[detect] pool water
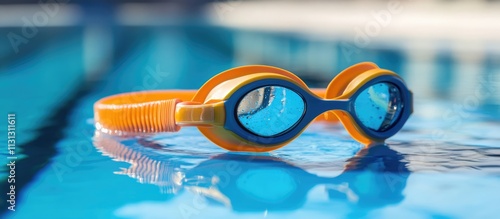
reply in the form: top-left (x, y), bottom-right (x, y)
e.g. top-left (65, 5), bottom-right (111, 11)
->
top-left (1, 25), bottom-right (500, 219)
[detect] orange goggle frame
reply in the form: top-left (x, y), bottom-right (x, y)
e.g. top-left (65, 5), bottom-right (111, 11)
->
top-left (94, 62), bottom-right (413, 152)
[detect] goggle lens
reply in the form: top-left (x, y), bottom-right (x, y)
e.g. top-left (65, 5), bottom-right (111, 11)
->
top-left (237, 86), bottom-right (305, 137)
top-left (236, 169), bottom-right (296, 202)
top-left (354, 82), bottom-right (403, 132)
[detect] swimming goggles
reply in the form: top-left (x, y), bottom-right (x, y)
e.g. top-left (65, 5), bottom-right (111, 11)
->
top-left (94, 62), bottom-right (413, 152)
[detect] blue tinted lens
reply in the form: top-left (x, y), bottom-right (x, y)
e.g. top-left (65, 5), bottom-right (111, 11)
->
top-left (237, 86), bottom-right (305, 137)
top-left (354, 83), bottom-right (403, 132)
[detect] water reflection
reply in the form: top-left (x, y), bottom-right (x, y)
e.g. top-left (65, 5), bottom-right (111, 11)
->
top-left (330, 144), bottom-right (408, 208)
top-left (93, 131), bottom-right (409, 212)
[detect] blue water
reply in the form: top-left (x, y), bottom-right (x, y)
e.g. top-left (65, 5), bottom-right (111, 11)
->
top-left (1, 25), bottom-right (500, 219)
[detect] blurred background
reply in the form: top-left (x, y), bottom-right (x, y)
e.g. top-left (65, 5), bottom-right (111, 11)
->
top-left (1, 0), bottom-right (500, 121)
top-left (1, 0), bottom-right (500, 218)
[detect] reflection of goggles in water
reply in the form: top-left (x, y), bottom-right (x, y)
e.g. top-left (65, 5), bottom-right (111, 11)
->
top-left (94, 62), bottom-right (413, 152)
top-left (93, 133), bottom-right (409, 212)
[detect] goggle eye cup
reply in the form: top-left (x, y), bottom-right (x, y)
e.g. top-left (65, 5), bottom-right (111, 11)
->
top-left (236, 86), bottom-right (305, 137)
top-left (353, 82), bottom-right (404, 132)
